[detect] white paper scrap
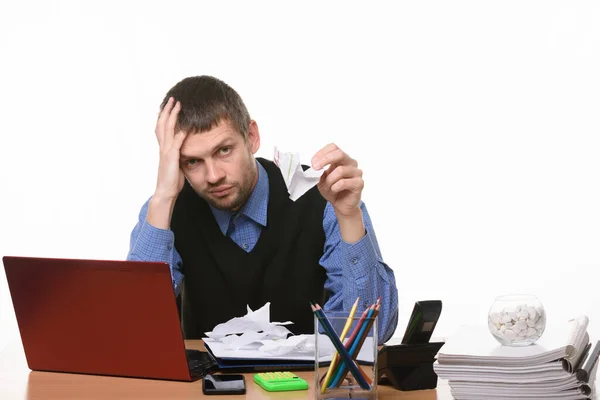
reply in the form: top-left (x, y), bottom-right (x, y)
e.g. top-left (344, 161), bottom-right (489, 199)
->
top-left (273, 146), bottom-right (324, 201)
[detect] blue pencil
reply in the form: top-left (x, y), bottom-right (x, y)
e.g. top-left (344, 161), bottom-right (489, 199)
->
top-left (311, 303), bottom-right (370, 390)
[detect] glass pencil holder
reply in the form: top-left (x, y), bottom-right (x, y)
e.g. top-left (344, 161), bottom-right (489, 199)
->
top-left (314, 310), bottom-right (378, 400)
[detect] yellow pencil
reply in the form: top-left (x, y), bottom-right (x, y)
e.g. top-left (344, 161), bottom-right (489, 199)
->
top-left (340, 298), bottom-right (360, 339)
top-left (321, 297), bottom-right (359, 393)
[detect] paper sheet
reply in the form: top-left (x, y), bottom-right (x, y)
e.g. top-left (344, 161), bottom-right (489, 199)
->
top-left (273, 146), bottom-right (324, 201)
top-left (204, 335), bottom-right (374, 363)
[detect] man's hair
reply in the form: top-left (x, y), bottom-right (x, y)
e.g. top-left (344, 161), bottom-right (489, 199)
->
top-left (160, 75), bottom-right (251, 139)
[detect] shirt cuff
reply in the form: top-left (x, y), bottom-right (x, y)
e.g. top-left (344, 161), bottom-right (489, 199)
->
top-left (129, 220), bottom-right (176, 262)
top-left (339, 227), bottom-right (382, 279)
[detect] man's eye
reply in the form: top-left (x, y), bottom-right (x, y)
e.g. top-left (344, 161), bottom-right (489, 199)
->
top-left (185, 159), bottom-right (198, 167)
top-left (219, 147), bottom-right (232, 155)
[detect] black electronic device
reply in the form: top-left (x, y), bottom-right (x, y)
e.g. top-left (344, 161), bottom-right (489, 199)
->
top-left (401, 300), bottom-right (442, 344)
top-left (202, 374), bottom-right (246, 395)
top-left (378, 341), bottom-right (445, 391)
top-left (377, 300), bottom-right (444, 391)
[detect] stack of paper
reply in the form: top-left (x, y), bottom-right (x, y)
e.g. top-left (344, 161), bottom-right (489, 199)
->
top-left (434, 316), bottom-right (600, 399)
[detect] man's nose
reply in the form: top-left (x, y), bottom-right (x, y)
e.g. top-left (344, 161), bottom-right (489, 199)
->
top-left (205, 161), bottom-right (225, 184)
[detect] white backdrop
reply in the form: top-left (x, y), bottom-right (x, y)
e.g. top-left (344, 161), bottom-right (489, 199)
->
top-left (1, 1), bottom-right (599, 352)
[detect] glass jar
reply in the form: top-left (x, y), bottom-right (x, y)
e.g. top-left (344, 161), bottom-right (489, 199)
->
top-left (488, 294), bottom-right (546, 346)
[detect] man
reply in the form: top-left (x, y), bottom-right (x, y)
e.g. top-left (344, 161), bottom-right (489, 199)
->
top-left (127, 75), bottom-right (398, 342)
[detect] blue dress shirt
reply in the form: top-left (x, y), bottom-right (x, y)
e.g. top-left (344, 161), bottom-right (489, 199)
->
top-left (127, 161), bottom-right (399, 342)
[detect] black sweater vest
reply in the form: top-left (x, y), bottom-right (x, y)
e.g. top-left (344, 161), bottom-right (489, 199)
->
top-left (171, 158), bottom-right (328, 339)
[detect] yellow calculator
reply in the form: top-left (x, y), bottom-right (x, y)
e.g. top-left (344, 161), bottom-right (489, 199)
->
top-left (253, 371), bottom-right (309, 392)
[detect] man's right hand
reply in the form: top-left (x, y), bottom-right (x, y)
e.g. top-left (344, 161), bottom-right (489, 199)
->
top-left (147, 97), bottom-right (188, 230)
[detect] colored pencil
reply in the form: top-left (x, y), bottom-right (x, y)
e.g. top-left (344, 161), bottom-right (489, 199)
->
top-left (320, 298), bottom-right (360, 393)
top-left (329, 298), bottom-right (380, 387)
top-left (323, 305), bottom-right (374, 388)
top-left (311, 303), bottom-right (371, 390)
top-left (332, 303), bottom-right (380, 387)
top-left (329, 304), bottom-right (376, 387)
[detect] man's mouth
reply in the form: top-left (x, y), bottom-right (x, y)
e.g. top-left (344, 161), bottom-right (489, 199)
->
top-left (209, 186), bottom-right (233, 197)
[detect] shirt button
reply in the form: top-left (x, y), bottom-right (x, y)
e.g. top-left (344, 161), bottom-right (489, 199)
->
top-left (167, 244), bottom-right (173, 250)
top-left (243, 243), bottom-right (249, 250)
top-left (351, 257), bottom-right (358, 265)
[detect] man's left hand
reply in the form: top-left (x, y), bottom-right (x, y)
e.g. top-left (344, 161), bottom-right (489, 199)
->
top-left (312, 143), bottom-right (364, 217)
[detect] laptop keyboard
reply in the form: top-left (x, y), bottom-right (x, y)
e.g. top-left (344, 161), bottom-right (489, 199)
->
top-left (186, 349), bottom-right (217, 378)
top-left (188, 358), bottom-right (209, 371)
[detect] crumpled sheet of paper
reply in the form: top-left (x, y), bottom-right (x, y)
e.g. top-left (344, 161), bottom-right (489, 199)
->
top-left (273, 146), bottom-right (324, 201)
top-left (259, 334), bottom-right (333, 356)
top-left (202, 302), bottom-right (335, 358)
top-left (204, 303), bottom-right (293, 350)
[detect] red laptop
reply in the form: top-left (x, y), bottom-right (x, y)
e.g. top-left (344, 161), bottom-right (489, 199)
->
top-left (2, 256), bottom-right (216, 381)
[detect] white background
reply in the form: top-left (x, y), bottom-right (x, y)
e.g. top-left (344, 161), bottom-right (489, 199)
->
top-left (1, 1), bottom-right (599, 352)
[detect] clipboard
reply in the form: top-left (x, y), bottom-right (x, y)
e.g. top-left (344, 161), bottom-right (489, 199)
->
top-left (205, 342), bottom-right (316, 372)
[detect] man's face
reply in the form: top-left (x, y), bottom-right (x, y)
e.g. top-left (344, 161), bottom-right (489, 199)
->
top-left (180, 119), bottom-right (260, 211)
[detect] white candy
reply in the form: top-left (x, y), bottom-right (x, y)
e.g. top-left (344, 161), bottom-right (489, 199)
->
top-left (527, 306), bottom-right (538, 321)
top-left (504, 329), bottom-right (517, 341)
top-left (488, 303), bottom-right (546, 344)
top-left (513, 320), bottom-right (527, 333)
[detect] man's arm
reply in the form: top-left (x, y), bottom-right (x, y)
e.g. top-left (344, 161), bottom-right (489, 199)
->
top-left (127, 197), bottom-right (185, 296)
top-left (320, 202), bottom-right (399, 343)
top-left (311, 143), bottom-right (399, 342)
top-left (126, 97), bottom-right (189, 295)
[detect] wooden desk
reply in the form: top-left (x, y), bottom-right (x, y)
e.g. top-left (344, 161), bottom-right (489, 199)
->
top-left (0, 339), bottom-right (453, 399)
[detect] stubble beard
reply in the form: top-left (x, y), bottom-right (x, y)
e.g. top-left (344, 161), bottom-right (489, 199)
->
top-left (198, 164), bottom-right (257, 212)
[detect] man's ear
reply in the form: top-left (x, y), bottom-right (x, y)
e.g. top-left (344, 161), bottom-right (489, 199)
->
top-left (247, 120), bottom-right (260, 154)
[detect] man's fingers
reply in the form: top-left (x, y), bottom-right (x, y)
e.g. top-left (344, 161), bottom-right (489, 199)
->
top-left (319, 148), bottom-right (356, 170)
top-left (155, 97), bottom-right (175, 144)
top-left (322, 165), bottom-right (362, 190)
top-left (331, 177), bottom-right (364, 194)
top-left (173, 130), bottom-right (188, 149)
top-left (312, 144), bottom-right (355, 170)
top-left (165, 101), bottom-right (182, 144)
top-left (312, 143), bottom-right (339, 169)
top-left (157, 97), bottom-right (175, 127)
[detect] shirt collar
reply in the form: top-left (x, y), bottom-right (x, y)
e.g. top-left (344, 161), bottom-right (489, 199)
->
top-left (210, 160), bottom-right (269, 235)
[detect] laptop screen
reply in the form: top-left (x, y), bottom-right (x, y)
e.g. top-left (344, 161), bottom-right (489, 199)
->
top-left (3, 256), bottom-right (192, 381)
